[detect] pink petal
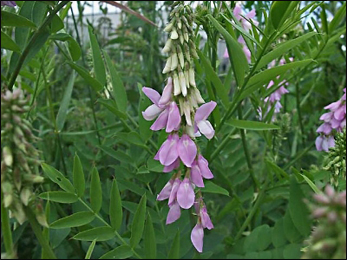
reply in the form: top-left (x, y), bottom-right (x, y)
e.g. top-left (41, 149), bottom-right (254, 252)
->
top-left (177, 134), bottom-right (197, 167)
top-left (163, 158), bottom-right (180, 173)
top-left (315, 136), bottom-right (323, 151)
top-left (150, 109), bottom-right (169, 131)
top-left (200, 207), bottom-right (214, 230)
top-left (316, 123), bottom-right (332, 135)
top-left (324, 100), bottom-right (341, 110)
top-left (157, 179), bottom-right (173, 201)
top-left (330, 118), bottom-right (341, 129)
top-left (223, 48), bottom-right (229, 59)
top-left (158, 77), bottom-right (173, 106)
top-left (197, 120), bottom-right (215, 140)
top-left (142, 104), bottom-right (163, 121)
top-left (334, 106), bottom-right (345, 121)
top-left (191, 224), bottom-right (204, 253)
top-left (142, 87), bottom-right (161, 105)
top-left (166, 102), bottom-right (181, 133)
top-left (190, 161), bottom-right (205, 187)
top-left (246, 9), bottom-right (256, 19)
top-left (233, 3), bottom-right (242, 20)
top-left (195, 101), bottom-right (217, 122)
top-left (159, 134), bottom-right (179, 166)
top-left (197, 155), bottom-right (214, 179)
top-left (177, 178), bottom-right (195, 209)
top-left (168, 178), bottom-right (181, 206)
top-left (166, 201), bottom-right (181, 224)
top-left (320, 112), bottom-right (333, 122)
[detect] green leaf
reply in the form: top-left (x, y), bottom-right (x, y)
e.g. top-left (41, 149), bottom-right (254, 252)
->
top-left (283, 209), bottom-right (301, 243)
top-left (98, 99), bottom-right (127, 119)
top-left (32, 2), bottom-right (47, 26)
top-left (67, 61), bottom-right (103, 92)
top-left (99, 146), bottom-right (133, 165)
top-left (1, 31), bottom-right (21, 53)
top-left (109, 179), bottom-right (122, 230)
top-left (85, 239), bottom-right (97, 259)
top-left (168, 230), bottom-right (180, 259)
top-left (99, 245), bottom-right (133, 259)
top-left (244, 225), bottom-right (272, 252)
top-left (88, 26), bottom-right (106, 86)
top-left (300, 173), bottom-right (323, 194)
top-left (23, 29), bottom-right (50, 67)
top-left (144, 213), bottom-right (156, 259)
top-left (227, 119), bottom-right (280, 131)
top-left (90, 167), bottom-right (102, 214)
top-left (56, 72), bottom-right (76, 131)
top-left (207, 14), bottom-right (248, 87)
top-left (270, 1), bottom-right (293, 29)
top-left (41, 163), bottom-right (75, 193)
top-left (104, 51), bottom-right (128, 113)
top-left (1, 10), bottom-right (37, 28)
top-left (289, 176), bottom-right (311, 237)
top-left (39, 191), bottom-right (78, 204)
top-left (50, 14), bottom-right (64, 34)
top-left (50, 212), bottom-right (95, 229)
top-left (59, 2), bottom-right (72, 20)
top-left (271, 218), bottom-right (287, 248)
top-left (266, 159), bottom-right (289, 179)
top-left (328, 2), bottom-right (346, 33)
top-left (49, 33), bottom-right (81, 61)
top-left (201, 181), bottom-right (229, 196)
top-left (240, 60), bottom-right (312, 101)
top-left (130, 194), bottom-right (147, 248)
top-left (73, 153), bottom-right (85, 198)
top-left (197, 49), bottom-right (228, 107)
top-left (255, 32), bottom-right (317, 71)
top-left (73, 226), bottom-right (115, 241)
top-left (283, 244), bottom-right (302, 259)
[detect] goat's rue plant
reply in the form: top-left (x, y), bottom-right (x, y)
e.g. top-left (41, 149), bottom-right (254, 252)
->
top-left (1, 0), bottom-right (346, 259)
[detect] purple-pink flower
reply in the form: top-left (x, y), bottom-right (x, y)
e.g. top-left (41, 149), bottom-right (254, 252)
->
top-left (142, 78), bottom-right (181, 133)
top-left (1, 1), bottom-right (16, 7)
top-left (193, 101), bottom-right (217, 139)
top-left (315, 88), bottom-right (346, 152)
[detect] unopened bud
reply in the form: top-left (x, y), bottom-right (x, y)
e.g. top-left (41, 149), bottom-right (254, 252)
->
top-left (183, 101), bottom-right (192, 126)
top-left (179, 71), bottom-right (187, 97)
top-left (20, 187), bottom-right (32, 206)
top-left (177, 18), bottom-right (182, 29)
top-left (171, 53), bottom-right (178, 71)
top-left (178, 98), bottom-right (184, 116)
top-left (162, 56), bottom-right (172, 74)
top-left (173, 72), bottom-right (181, 96)
top-left (164, 21), bottom-right (174, 32)
top-left (193, 87), bottom-right (205, 104)
top-left (189, 68), bottom-right (196, 87)
top-left (171, 29), bottom-right (179, 40)
top-left (162, 39), bottom-right (172, 53)
top-left (3, 146), bottom-right (13, 167)
top-left (184, 70), bottom-right (190, 89)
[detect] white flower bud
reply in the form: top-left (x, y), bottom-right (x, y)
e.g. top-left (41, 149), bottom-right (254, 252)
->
top-left (179, 34), bottom-right (184, 44)
top-left (184, 32), bottom-right (189, 42)
top-left (171, 29), bottom-right (179, 39)
top-left (179, 71), bottom-right (187, 97)
top-left (173, 72), bottom-right (181, 96)
top-left (179, 98), bottom-right (184, 116)
top-left (189, 68), bottom-right (196, 87)
top-left (186, 125), bottom-right (196, 139)
top-left (164, 22), bottom-right (174, 32)
top-left (178, 52), bottom-right (184, 69)
top-left (189, 94), bottom-right (198, 108)
top-left (185, 49), bottom-right (191, 63)
top-left (177, 19), bottom-right (182, 29)
top-left (162, 39), bottom-right (172, 53)
top-left (171, 53), bottom-right (178, 71)
top-left (193, 87), bottom-right (205, 104)
top-left (162, 56), bottom-right (172, 74)
top-left (184, 70), bottom-right (190, 89)
top-left (183, 101), bottom-right (192, 126)
top-left (3, 146), bottom-right (13, 167)
top-left (20, 187), bottom-right (32, 206)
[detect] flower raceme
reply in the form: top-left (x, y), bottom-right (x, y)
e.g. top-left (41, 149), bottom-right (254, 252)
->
top-left (316, 88), bottom-right (346, 152)
top-left (142, 2), bottom-right (216, 253)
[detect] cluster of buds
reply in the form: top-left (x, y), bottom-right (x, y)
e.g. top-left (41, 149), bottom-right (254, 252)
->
top-left (1, 89), bottom-right (47, 226)
top-left (316, 88), bottom-right (346, 152)
top-left (302, 185), bottom-right (346, 259)
top-left (323, 128), bottom-right (346, 184)
top-left (142, 2), bottom-right (216, 253)
top-left (223, 2), bottom-right (259, 63)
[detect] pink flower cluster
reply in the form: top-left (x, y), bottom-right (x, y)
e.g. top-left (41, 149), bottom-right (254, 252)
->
top-left (223, 3), bottom-right (258, 63)
top-left (142, 78), bottom-right (216, 252)
top-left (315, 88), bottom-right (346, 152)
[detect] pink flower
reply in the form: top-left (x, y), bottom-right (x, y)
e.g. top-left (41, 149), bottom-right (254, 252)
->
top-left (142, 78), bottom-right (181, 133)
top-left (155, 134), bottom-right (179, 166)
top-left (1, 1), bottom-right (16, 7)
top-left (315, 135), bottom-right (335, 152)
top-left (166, 200), bottom-right (181, 224)
top-left (157, 179), bottom-right (174, 201)
top-left (177, 134), bottom-right (197, 167)
top-left (233, 3), bottom-right (259, 31)
top-left (177, 177), bottom-right (195, 209)
top-left (191, 223), bottom-right (204, 253)
top-left (194, 101), bottom-right (217, 139)
top-left (200, 206), bottom-right (214, 230)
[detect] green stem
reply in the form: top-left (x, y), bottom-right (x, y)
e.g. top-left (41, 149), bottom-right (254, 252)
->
top-left (295, 81), bottom-right (306, 146)
top-left (238, 107), bottom-right (260, 190)
top-left (234, 180), bottom-right (268, 241)
top-left (23, 206), bottom-right (57, 259)
top-left (8, 1), bottom-right (69, 91)
top-left (78, 199), bottom-right (142, 259)
top-left (1, 192), bottom-right (14, 258)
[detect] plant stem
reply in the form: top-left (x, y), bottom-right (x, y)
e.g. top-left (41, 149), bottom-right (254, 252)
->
top-left (78, 199), bottom-right (142, 259)
top-left (295, 81), bottom-right (306, 146)
top-left (23, 206), bottom-right (57, 259)
top-left (238, 107), bottom-right (260, 191)
top-left (1, 192), bottom-right (14, 258)
top-left (8, 1), bottom-right (69, 91)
